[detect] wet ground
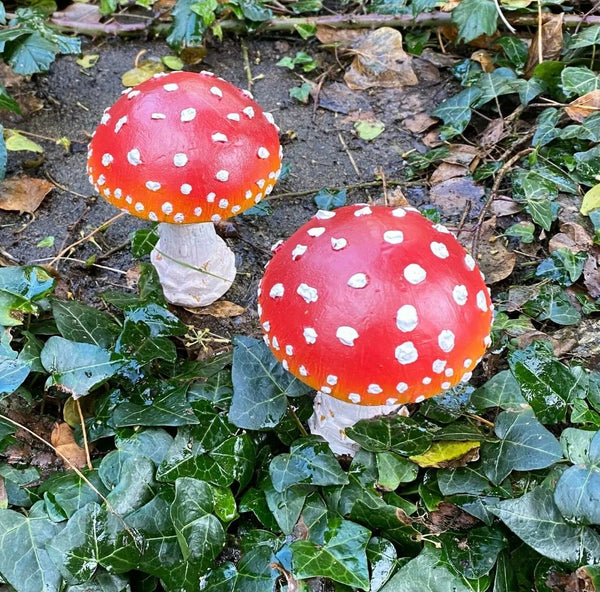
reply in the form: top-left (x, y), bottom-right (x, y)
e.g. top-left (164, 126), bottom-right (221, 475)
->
top-left (0, 33), bottom-right (455, 344)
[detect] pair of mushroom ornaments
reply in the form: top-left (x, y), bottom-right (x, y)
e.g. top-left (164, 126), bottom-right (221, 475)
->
top-left (88, 71), bottom-right (494, 455)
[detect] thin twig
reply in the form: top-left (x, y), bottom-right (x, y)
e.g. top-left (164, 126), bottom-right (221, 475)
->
top-left (287, 403), bottom-right (308, 437)
top-left (241, 38), bottom-right (253, 91)
top-left (75, 398), bottom-right (93, 470)
top-left (537, 0), bottom-right (544, 65)
top-left (337, 132), bottom-right (361, 177)
top-left (467, 413), bottom-right (495, 428)
top-left (492, 0), bottom-right (516, 33)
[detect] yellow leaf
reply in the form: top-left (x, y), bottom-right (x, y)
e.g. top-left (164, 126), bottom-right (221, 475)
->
top-left (121, 60), bottom-right (167, 87)
top-left (4, 130), bottom-right (44, 153)
top-left (76, 54), bottom-right (99, 69)
top-left (409, 441), bottom-right (480, 468)
top-left (161, 55), bottom-right (184, 71)
top-left (581, 184), bottom-right (600, 216)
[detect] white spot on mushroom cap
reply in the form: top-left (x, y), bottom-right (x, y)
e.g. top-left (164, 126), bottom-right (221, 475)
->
top-left (148, 212), bottom-right (158, 221)
top-left (476, 290), bottom-right (488, 312)
top-left (331, 237), bottom-right (347, 250)
top-left (396, 382), bottom-right (408, 393)
top-left (299, 365), bottom-right (309, 376)
top-left (163, 83), bottom-right (178, 91)
top-left (304, 327), bottom-right (317, 344)
top-left (218, 199), bottom-right (229, 209)
top-left (162, 202), bottom-right (173, 215)
top-left (392, 207), bottom-right (406, 217)
top-left (258, 147), bottom-right (270, 159)
top-left (348, 393), bottom-right (361, 403)
top-left (336, 326), bottom-right (359, 346)
top-left (434, 223), bottom-right (451, 234)
top-left (415, 395), bottom-right (425, 403)
top-left (297, 283), bottom-right (318, 303)
top-left (174, 153), bottom-right (188, 167)
top-left (100, 112), bottom-right (110, 125)
top-left (212, 133), bottom-right (228, 143)
top-left (97, 174), bottom-right (106, 186)
top-left (432, 359), bottom-right (447, 374)
top-left (207, 193), bottom-right (216, 203)
top-left (210, 86), bottom-right (223, 98)
top-left (216, 170), bottom-right (230, 182)
top-left (461, 372), bottom-right (473, 383)
top-left (193, 207), bottom-right (202, 216)
top-left (114, 188), bottom-right (122, 199)
top-left (348, 273), bottom-right (368, 288)
top-left (262, 320), bottom-right (271, 332)
top-left (291, 244), bottom-right (307, 260)
top-left (127, 149), bottom-right (142, 166)
top-left (422, 377), bottom-right (432, 385)
top-left (181, 108), bottom-right (196, 122)
top-left (256, 179), bottom-right (265, 189)
top-left (125, 195), bottom-right (132, 204)
top-left (282, 360), bottom-right (289, 371)
top-left (227, 113), bottom-right (241, 121)
top-left (181, 184), bottom-right (192, 195)
top-left (243, 106), bottom-right (255, 118)
top-left (484, 335), bottom-right (492, 347)
top-left (115, 116), bottom-right (128, 133)
top-left (245, 190), bottom-right (253, 200)
top-left (463, 358), bottom-right (473, 368)
top-left (395, 342), bottom-right (418, 364)
top-left (383, 230), bottom-right (404, 245)
top-left (264, 112), bottom-right (276, 125)
top-left (396, 305), bottom-right (418, 332)
top-left (286, 345), bottom-right (294, 356)
top-left (134, 202), bottom-right (144, 212)
top-left (431, 242), bottom-right (449, 259)
top-left (326, 375), bottom-right (338, 385)
top-left (241, 89), bottom-right (254, 99)
top-left (368, 384), bottom-right (383, 394)
top-left (270, 283), bottom-right (284, 298)
top-left (404, 264), bottom-right (426, 284)
top-left (307, 227), bottom-right (326, 237)
top-left (103, 188), bottom-right (111, 197)
top-left (101, 153), bottom-right (113, 166)
top-left (127, 90), bottom-right (140, 99)
top-left (272, 336), bottom-right (280, 350)
top-left (151, 113), bottom-right (166, 120)
top-left (354, 206), bottom-right (372, 217)
top-left (453, 285), bottom-right (468, 306)
top-left (438, 330), bottom-right (455, 353)
top-left (146, 181), bottom-right (161, 192)
top-left (315, 210), bottom-right (336, 220)
top-left (441, 381), bottom-right (452, 390)
top-left (321, 386), bottom-right (332, 394)
top-left (445, 368), bottom-right (454, 377)
top-left (465, 254), bottom-right (476, 271)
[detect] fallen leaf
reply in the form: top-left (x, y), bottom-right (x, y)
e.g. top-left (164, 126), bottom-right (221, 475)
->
top-left (479, 118), bottom-right (506, 148)
top-left (565, 89), bottom-right (600, 122)
top-left (76, 54), bottom-right (99, 69)
top-left (63, 396), bottom-right (96, 428)
top-left (429, 176), bottom-right (485, 217)
top-left (422, 130), bottom-right (444, 147)
top-left (442, 144), bottom-right (479, 167)
top-left (580, 183), bottom-right (600, 216)
top-left (553, 319), bottom-right (600, 362)
top-left (51, 4), bottom-right (147, 36)
top-left (0, 177), bottom-right (53, 214)
top-left (344, 27), bottom-right (418, 90)
top-left (374, 186), bottom-right (409, 207)
top-left (548, 222), bottom-right (593, 254)
top-left (315, 26), bottom-right (364, 47)
top-left (51, 422), bottom-right (88, 469)
top-left (500, 0), bottom-right (532, 7)
top-left (470, 217), bottom-right (517, 283)
top-left (524, 13), bottom-right (564, 78)
top-left (584, 251), bottom-right (600, 298)
top-left (403, 112), bottom-right (438, 133)
top-left (409, 441), bottom-right (480, 468)
top-left (471, 50), bottom-right (495, 72)
top-left (4, 130), bottom-right (43, 153)
top-left (427, 502), bottom-right (481, 533)
top-left (122, 59), bottom-right (167, 87)
top-left (491, 198), bottom-right (522, 217)
top-left (430, 162), bottom-right (469, 185)
top-left (317, 82), bottom-right (371, 115)
top-left (191, 300), bottom-right (246, 318)
top-left (354, 119), bottom-right (385, 140)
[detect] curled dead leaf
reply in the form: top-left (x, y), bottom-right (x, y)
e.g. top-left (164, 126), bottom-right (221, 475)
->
top-left (429, 176), bottom-right (485, 217)
top-left (524, 13), bottom-right (564, 77)
top-left (470, 217), bottom-right (517, 283)
top-left (51, 422), bottom-right (88, 469)
top-left (403, 112), bottom-right (438, 134)
top-left (548, 222), bottom-right (593, 254)
top-left (565, 89), bottom-right (600, 123)
top-left (430, 162), bottom-right (469, 186)
top-left (584, 250), bottom-right (600, 298)
top-left (190, 300), bottom-right (246, 318)
top-left (0, 176), bottom-right (53, 214)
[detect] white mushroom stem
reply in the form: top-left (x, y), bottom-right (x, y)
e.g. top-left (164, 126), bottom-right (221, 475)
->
top-left (150, 222), bottom-right (236, 307)
top-left (308, 392), bottom-right (409, 457)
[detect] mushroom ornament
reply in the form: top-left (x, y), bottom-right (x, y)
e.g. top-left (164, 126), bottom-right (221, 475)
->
top-left (258, 204), bottom-right (494, 455)
top-left (87, 71), bottom-right (282, 307)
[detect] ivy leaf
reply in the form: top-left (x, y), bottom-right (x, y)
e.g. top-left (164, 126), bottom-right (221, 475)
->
top-left (367, 537), bottom-right (397, 592)
top-left (264, 478), bottom-right (311, 534)
top-left (451, 0), bottom-right (497, 43)
top-left (472, 68), bottom-right (517, 108)
top-left (495, 36), bottom-right (528, 70)
top-left (291, 517), bottom-right (370, 589)
top-left (228, 336), bottom-right (311, 430)
top-left (561, 66), bottom-right (600, 98)
top-left (432, 87), bottom-right (482, 140)
top-left (480, 408), bottom-right (562, 485)
top-left (532, 108), bottom-right (561, 147)
top-left (130, 228), bottom-right (158, 258)
top-left (492, 487), bottom-right (600, 564)
top-left (0, 507), bottom-right (62, 592)
top-left (470, 370), bottom-right (526, 411)
top-left (3, 32), bottom-right (59, 75)
top-left (0, 356), bottom-right (30, 397)
top-left (115, 320), bottom-right (177, 365)
top-left (166, 0), bottom-right (209, 50)
top-left (523, 284), bottom-right (581, 326)
top-left (566, 24), bottom-right (600, 49)
top-left (437, 463), bottom-right (490, 495)
top-left (535, 248), bottom-right (587, 287)
top-left (313, 187), bottom-right (347, 211)
top-left (269, 437), bottom-right (349, 492)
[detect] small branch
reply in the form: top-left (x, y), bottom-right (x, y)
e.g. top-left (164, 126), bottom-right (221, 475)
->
top-left (75, 398), bottom-right (93, 471)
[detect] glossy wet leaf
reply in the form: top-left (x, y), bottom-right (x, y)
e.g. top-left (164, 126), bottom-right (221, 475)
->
top-left (346, 415), bottom-right (432, 456)
top-left (0, 507), bottom-right (63, 592)
top-left (291, 517), bottom-right (370, 589)
top-left (51, 299), bottom-right (120, 348)
top-left (313, 187), bottom-right (347, 211)
top-left (0, 355), bottom-right (30, 396)
top-left (432, 87), bottom-right (482, 140)
top-left (452, 0), bottom-right (497, 43)
top-left (560, 428), bottom-right (597, 464)
top-left (480, 408), bottom-right (562, 484)
top-left (229, 336), bottom-right (311, 430)
top-left (438, 463), bottom-right (490, 495)
top-left (409, 441), bottom-right (480, 468)
top-left (130, 228), bottom-right (158, 258)
top-left (523, 284), bottom-right (581, 325)
top-left (535, 248), bottom-right (587, 287)
top-left (40, 336), bottom-right (123, 398)
top-left (492, 487), bottom-right (600, 564)
top-left (115, 428), bottom-right (174, 465)
top-left (269, 437), bottom-right (348, 492)
top-left (367, 537), bottom-right (397, 592)
top-left (376, 451), bottom-right (418, 490)
top-left (115, 320), bottom-right (177, 364)
top-left (561, 66), bottom-right (600, 98)
top-left (470, 370), bottom-right (526, 410)
top-left (0, 265), bottom-right (55, 325)
top-left (263, 478), bottom-right (310, 534)
top-left (124, 303), bottom-right (186, 337)
top-left (105, 456), bottom-right (157, 516)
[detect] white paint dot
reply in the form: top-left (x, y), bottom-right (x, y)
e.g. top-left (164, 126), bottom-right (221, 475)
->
top-left (354, 206), bottom-right (372, 216)
top-left (127, 149), bottom-right (142, 166)
top-left (461, 372), bottom-right (473, 383)
top-left (297, 283), bottom-right (318, 303)
top-left (258, 147), bottom-right (270, 159)
top-left (207, 193), bottom-right (216, 203)
top-left (114, 188), bottom-right (122, 199)
top-left (431, 242), bottom-right (449, 259)
top-left (148, 212), bottom-right (158, 222)
top-left (307, 227), bottom-right (326, 237)
top-left (396, 382), bottom-right (408, 393)
top-left (395, 342), bottom-right (418, 364)
top-left (291, 244), bottom-right (307, 260)
top-left (453, 285), bottom-right (468, 306)
top-left (174, 153), bottom-right (188, 167)
top-left (245, 190), bottom-right (253, 200)
top-left (331, 237), bottom-right (347, 250)
top-left (434, 223), bottom-right (451, 234)
top-left (151, 113), bottom-right (166, 120)
top-left (181, 108), bottom-right (196, 122)
top-left (392, 207), bottom-right (406, 217)
top-left (97, 175), bottom-right (105, 186)
top-left (286, 345), bottom-right (294, 356)
top-left (386, 398), bottom-right (398, 406)
top-left (415, 395), bottom-right (425, 403)
top-left (210, 86), bottom-right (223, 98)
top-left (463, 358), bottom-right (473, 368)
top-left (227, 113), bottom-right (241, 121)
top-left (127, 90), bottom-right (140, 99)
top-left (368, 384), bottom-right (383, 394)
top-left (212, 133), bottom-right (228, 143)
top-left (103, 188), bottom-right (111, 197)
top-left (242, 89), bottom-right (254, 99)
top-left (174, 213), bottom-right (185, 223)
top-left (101, 153), bottom-right (113, 166)
top-left (163, 83), bottom-right (178, 91)
top-left (218, 199), bottom-right (229, 209)
top-left (432, 359), bottom-right (447, 374)
top-left (134, 202), bottom-right (144, 212)
top-left (404, 264), bottom-right (426, 284)
top-left (396, 305), bottom-right (418, 332)
top-left (232, 205), bottom-right (241, 214)
top-left (438, 330), bottom-right (455, 353)
top-left (125, 195), bottom-right (132, 204)
top-left (476, 290), bottom-right (488, 312)
top-left (100, 112), bottom-right (110, 125)
top-left (348, 273), bottom-right (368, 288)
top-left (216, 170), bottom-right (230, 182)
top-left (320, 386), bottom-right (331, 394)
top-left (299, 365), bottom-right (308, 376)
top-left (282, 360), bottom-right (289, 371)
top-left (114, 116), bottom-right (128, 133)
top-left (336, 326), bottom-right (359, 346)
top-left (384, 230), bottom-right (404, 244)
top-left (272, 336), bottom-right (280, 350)
top-left (146, 181), bottom-right (161, 192)
top-left (484, 335), bottom-right (492, 347)
top-left (181, 184), bottom-right (192, 195)
top-left (254, 193), bottom-right (263, 203)
top-left (303, 327), bottom-right (317, 344)
top-left (445, 368), bottom-right (454, 377)
top-left (348, 393), bottom-right (361, 403)
top-left (162, 202), bottom-right (173, 215)
top-left (256, 179), bottom-right (266, 189)
top-left (270, 283), bottom-right (284, 298)
top-left (422, 377), bottom-right (432, 385)
top-left (326, 375), bottom-right (338, 385)
top-left (315, 210), bottom-right (336, 220)
top-left (465, 254), bottom-right (476, 271)
top-left (193, 207), bottom-right (202, 216)
top-left (243, 106), bottom-right (255, 118)
top-left (441, 381), bottom-right (452, 390)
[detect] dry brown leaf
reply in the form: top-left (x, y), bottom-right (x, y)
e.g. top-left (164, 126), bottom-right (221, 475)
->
top-left (479, 118), bottom-right (506, 148)
top-left (548, 222), bottom-right (593, 254)
top-left (374, 187), bottom-right (409, 207)
top-left (430, 162), bottom-right (468, 185)
top-left (524, 13), bottom-right (564, 78)
top-left (442, 144), bottom-right (479, 167)
top-left (51, 3), bottom-right (147, 35)
top-left (0, 476), bottom-right (6, 510)
top-left (51, 422), bottom-right (88, 469)
top-left (427, 502), bottom-right (481, 533)
top-left (472, 217), bottom-right (517, 283)
top-left (565, 89), bottom-right (600, 123)
top-left (554, 318), bottom-right (600, 362)
top-left (491, 198), bottom-right (522, 217)
top-left (422, 130), bottom-right (444, 148)
top-left (403, 112), bottom-right (438, 133)
top-left (429, 176), bottom-right (485, 217)
top-left (471, 50), bottom-right (495, 72)
top-left (584, 251), bottom-right (600, 298)
top-left (0, 176), bottom-right (53, 214)
top-left (125, 266), bottom-right (141, 289)
top-left (318, 82), bottom-right (371, 115)
top-left (189, 300), bottom-right (246, 318)
top-left (344, 27), bottom-right (418, 90)
top-left (315, 26), bottom-right (364, 47)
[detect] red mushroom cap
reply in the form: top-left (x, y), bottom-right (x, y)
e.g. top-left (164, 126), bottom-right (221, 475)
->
top-left (87, 71), bottom-right (282, 224)
top-left (258, 204), bottom-right (493, 406)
